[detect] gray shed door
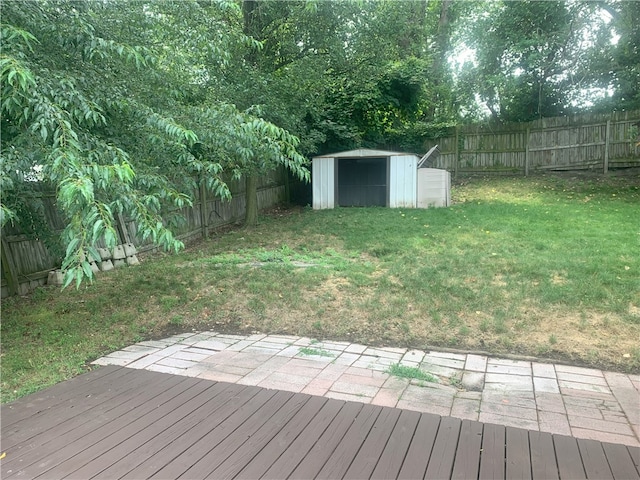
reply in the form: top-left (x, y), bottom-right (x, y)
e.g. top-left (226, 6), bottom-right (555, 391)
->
top-left (337, 157), bottom-right (387, 207)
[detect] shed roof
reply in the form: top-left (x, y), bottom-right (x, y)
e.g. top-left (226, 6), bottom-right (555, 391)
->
top-left (313, 148), bottom-right (419, 159)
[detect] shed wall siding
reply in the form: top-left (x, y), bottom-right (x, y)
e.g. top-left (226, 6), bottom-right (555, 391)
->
top-left (417, 168), bottom-right (451, 207)
top-left (389, 155), bottom-right (417, 208)
top-left (312, 157), bottom-right (335, 209)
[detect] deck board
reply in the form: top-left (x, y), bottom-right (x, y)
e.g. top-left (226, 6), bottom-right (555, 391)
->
top-left (397, 412), bottom-right (440, 480)
top-left (424, 416), bottom-right (462, 479)
top-left (68, 380), bottom-right (239, 480)
top-left (2, 366), bottom-right (636, 480)
top-left (92, 382), bottom-right (253, 480)
top-left (451, 420), bottom-right (483, 479)
top-left (261, 399), bottom-right (347, 479)
top-left (479, 422), bottom-right (506, 480)
top-left (152, 389), bottom-right (288, 479)
top-left (343, 406), bottom-right (402, 479)
top-left (555, 435), bottom-right (587, 480)
top-left (11, 374), bottom-right (196, 479)
top-left (3, 370), bottom-right (189, 478)
top-left (1, 365), bottom-right (122, 428)
top-left (2, 368), bottom-right (165, 453)
top-left (2, 366), bottom-right (131, 432)
top-left (529, 431), bottom-right (559, 480)
top-left (121, 385), bottom-right (269, 480)
top-left (200, 391), bottom-right (311, 479)
top-left (287, 401), bottom-right (364, 479)
top-left (47, 378), bottom-right (216, 479)
top-left (370, 409), bottom-right (421, 480)
top-left (578, 438), bottom-right (614, 480)
top-left (220, 395), bottom-right (328, 479)
top-left (602, 442), bottom-right (640, 480)
top-left (314, 404), bottom-right (382, 480)
top-left (506, 426), bottom-right (532, 480)
top-left (629, 446), bottom-right (640, 475)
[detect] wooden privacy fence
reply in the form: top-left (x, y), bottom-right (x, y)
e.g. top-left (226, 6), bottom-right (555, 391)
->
top-left (1, 168), bottom-right (289, 298)
top-left (426, 110), bottom-right (640, 175)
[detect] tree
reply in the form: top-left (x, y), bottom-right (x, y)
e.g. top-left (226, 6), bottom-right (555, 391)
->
top-left (187, 104), bottom-right (309, 227)
top-left (459, 1), bottom-right (591, 122)
top-left (1, 0), bottom-right (308, 286)
top-left (576, 1), bottom-right (640, 111)
top-left (452, 0), bottom-right (640, 120)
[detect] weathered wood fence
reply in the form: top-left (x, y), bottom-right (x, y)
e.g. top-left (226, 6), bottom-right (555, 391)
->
top-left (1, 169), bottom-right (289, 298)
top-left (425, 110), bottom-right (640, 175)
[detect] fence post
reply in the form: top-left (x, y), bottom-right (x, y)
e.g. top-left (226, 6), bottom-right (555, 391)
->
top-left (525, 128), bottom-right (530, 177)
top-left (200, 178), bottom-right (208, 240)
top-left (116, 213), bottom-right (131, 244)
top-left (603, 119), bottom-right (610, 174)
top-left (1, 238), bottom-right (20, 296)
top-left (283, 165), bottom-right (291, 204)
top-left (454, 125), bottom-right (459, 178)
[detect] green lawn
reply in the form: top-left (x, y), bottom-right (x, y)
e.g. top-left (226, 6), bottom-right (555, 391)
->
top-left (2, 173), bottom-right (639, 403)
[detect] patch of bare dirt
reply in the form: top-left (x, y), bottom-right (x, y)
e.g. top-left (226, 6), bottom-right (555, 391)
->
top-left (491, 274), bottom-right (508, 287)
top-left (551, 271), bottom-right (568, 285)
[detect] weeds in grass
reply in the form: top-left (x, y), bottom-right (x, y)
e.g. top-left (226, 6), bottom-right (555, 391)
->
top-left (493, 318), bottom-right (507, 335)
top-left (387, 363), bottom-right (438, 382)
top-left (298, 347), bottom-right (334, 357)
top-left (449, 374), bottom-right (463, 389)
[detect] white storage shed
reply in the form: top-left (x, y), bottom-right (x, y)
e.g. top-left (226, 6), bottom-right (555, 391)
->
top-left (312, 148), bottom-right (449, 209)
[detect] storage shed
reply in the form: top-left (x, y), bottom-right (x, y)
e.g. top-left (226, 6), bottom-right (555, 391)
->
top-left (312, 149), bottom-right (419, 209)
top-left (312, 148), bottom-right (450, 209)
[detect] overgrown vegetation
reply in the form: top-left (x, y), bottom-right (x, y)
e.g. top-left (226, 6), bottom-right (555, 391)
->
top-left (387, 364), bottom-right (438, 383)
top-left (298, 347), bottom-right (334, 358)
top-left (1, 1), bottom-right (309, 287)
top-left (2, 173), bottom-right (639, 402)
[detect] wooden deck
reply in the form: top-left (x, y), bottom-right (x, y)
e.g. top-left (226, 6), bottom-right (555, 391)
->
top-left (2, 366), bottom-right (639, 479)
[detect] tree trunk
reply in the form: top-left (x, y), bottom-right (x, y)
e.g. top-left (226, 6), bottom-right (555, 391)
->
top-left (242, 0), bottom-right (260, 66)
top-left (244, 173), bottom-right (258, 226)
top-left (424, 0), bottom-right (451, 121)
top-left (242, 0), bottom-right (260, 229)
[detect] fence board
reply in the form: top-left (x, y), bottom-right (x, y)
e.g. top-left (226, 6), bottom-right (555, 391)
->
top-left (427, 110), bottom-right (640, 175)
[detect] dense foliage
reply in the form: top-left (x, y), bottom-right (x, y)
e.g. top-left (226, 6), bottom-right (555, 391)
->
top-left (1, 0), bottom-right (308, 286)
top-left (1, 0), bottom-right (636, 287)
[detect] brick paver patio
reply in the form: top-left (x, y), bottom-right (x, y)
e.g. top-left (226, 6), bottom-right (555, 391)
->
top-left (93, 331), bottom-right (640, 447)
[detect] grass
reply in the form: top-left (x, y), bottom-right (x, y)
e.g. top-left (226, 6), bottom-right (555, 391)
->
top-left (298, 347), bottom-right (334, 357)
top-left (387, 363), bottom-right (438, 383)
top-left (2, 172), bottom-right (639, 403)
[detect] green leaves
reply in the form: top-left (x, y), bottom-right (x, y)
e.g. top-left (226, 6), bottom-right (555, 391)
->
top-left (1, 23), bottom-right (38, 51)
top-left (0, 56), bottom-right (36, 93)
top-left (146, 112), bottom-right (198, 147)
top-left (456, 1), bottom-right (622, 121)
top-left (2, 0), bottom-right (312, 288)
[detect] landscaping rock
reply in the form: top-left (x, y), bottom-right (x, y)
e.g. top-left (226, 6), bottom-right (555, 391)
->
top-left (100, 259), bottom-right (114, 272)
top-left (98, 247), bottom-right (111, 260)
top-left (113, 258), bottom-right (127, 268)
top-left (47, 270), bottom-right (63, 286)
top-left (112, 244), bottom-right (126, 260)
top-left (124, 242), bottom-right (137, 257)
top-left (126, 255), bottom-right (140, 266)
top-left (462, 371), bottom-right (485, 392)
